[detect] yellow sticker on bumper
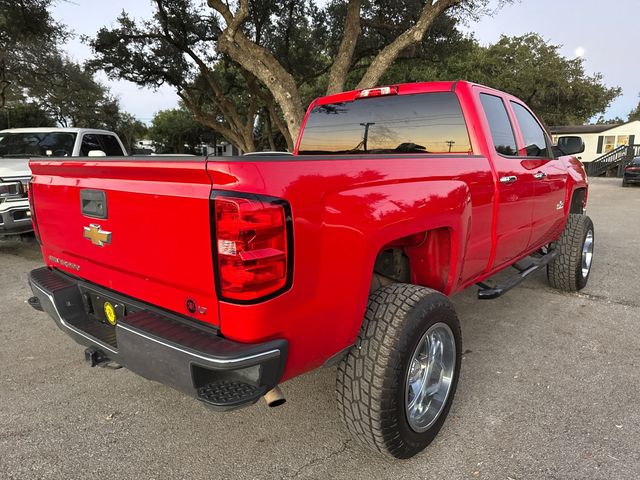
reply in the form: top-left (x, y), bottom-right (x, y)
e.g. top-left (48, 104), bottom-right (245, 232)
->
top-left (104, 301), bottom-right (117, 326)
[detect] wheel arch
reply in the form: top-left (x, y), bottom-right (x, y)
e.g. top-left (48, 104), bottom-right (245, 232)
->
top-left (370, 227), bottom-right (455, 295)
top-left (569, 187), bottom-right (587, 214)
top-left (318, 179), bottom-right (471, 368)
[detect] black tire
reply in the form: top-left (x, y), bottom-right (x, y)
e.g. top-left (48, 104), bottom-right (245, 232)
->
top-left (622, 181), bottom-right (629, 187)
top-left (547, 214), bottom-right (594, 292)
top-left (336, 283), bottom-right (462, 459)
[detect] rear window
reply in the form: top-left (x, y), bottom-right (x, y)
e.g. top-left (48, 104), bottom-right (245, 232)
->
top-left (297, 92), bottom-right (472, 155)
top-left (0, 132), bottom-right (77, 157)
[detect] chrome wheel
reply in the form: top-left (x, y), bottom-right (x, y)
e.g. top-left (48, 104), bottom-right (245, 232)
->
top-left (405, 322), bottom-right (456, 433)
top-left (581, 229), bottom-right (594, 278)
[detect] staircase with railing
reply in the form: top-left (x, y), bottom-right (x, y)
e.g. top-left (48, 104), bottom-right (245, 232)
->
top-left (586, 144), bottom-right (640, 177)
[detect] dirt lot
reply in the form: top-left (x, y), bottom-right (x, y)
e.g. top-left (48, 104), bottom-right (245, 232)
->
top-left (1, 177), bottom-right (639, 479)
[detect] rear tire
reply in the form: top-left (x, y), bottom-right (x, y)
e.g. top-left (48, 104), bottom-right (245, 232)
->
top-left (547, 214), bottom-right (594, 292)
top-left (622, 180), bottom-right (629, 187)
top-left (336, 283), bottom-right (461, 459)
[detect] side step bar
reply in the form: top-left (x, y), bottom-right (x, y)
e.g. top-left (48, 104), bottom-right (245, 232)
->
top-left (477, 249), bottom-right (558, 300)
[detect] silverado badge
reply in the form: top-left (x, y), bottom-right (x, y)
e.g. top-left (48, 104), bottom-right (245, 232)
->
top-left (83, 224), bottom-right (112, 247)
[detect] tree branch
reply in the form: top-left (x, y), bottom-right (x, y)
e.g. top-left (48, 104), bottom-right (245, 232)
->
top-left (155, 0), bottom-right (244, 135)
top-left (326, 0), bottom-right (361, 95)
top-left (356, 0), bottom-right (461, 89)
top-left (178, 89), bottom-right (253, 152)
top-left (239, 67), bottom-right (294, 150)
top-left (208, 0), bottom-right (305, 142)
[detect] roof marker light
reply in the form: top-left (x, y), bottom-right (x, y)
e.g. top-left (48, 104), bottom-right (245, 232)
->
top-left (356, 86), bottom-right (398, 99)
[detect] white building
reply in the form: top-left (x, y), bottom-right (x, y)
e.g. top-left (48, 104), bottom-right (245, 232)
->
top-left (551, 120), bottom-right (640, 163)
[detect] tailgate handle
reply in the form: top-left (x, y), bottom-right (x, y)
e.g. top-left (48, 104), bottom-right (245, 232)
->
top-left (80, 189), bottom-right (108, 219)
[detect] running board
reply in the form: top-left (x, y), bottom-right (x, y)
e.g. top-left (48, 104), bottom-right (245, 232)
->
top-left (476, 250), bottom-right (558, 300)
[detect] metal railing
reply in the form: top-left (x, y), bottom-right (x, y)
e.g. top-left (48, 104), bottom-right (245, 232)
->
top-left (586, 144), bottom-right (640, 177)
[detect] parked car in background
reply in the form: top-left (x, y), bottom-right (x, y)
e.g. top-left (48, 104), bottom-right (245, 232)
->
top-left (622, 157), bottom-right (640, 187)
top-left (0, 128), bottom-right (127, 237)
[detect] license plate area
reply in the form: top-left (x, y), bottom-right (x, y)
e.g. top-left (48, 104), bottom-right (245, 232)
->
top-left (76, 288), bottom-right (139, 350)
top-left (86, 292), bottom-right (126, 327)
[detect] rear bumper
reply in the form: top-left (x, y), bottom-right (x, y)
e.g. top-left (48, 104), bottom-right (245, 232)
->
top-left (28, 267), bottom-right (288, 410)
top-left (0, 202), bottom-right (32, 236)
top-left (623, 173), bottom-right (640, 184)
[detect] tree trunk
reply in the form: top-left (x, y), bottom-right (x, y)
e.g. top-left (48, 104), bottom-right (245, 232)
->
top-left (209, 0), bottom-right (305, 143)
top-left (265, 110), bottom-right (276, 151)
top-left (206, 0), bottom-right (462, 144)
top-left (326, 0), bottom-right (361, 95)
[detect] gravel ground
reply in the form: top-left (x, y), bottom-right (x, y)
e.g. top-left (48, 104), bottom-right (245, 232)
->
top-left (1, 177), bottom-right (638, 479)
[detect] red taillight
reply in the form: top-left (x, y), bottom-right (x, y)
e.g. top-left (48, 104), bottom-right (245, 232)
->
top-left (356, 85), bottom-right (398, 99)
top-left (28, 181), bottom-right (41, 243)
top-left (214, 195), bottom-right (290, 302)
top-left (626, 166), bottom-right (640, 171)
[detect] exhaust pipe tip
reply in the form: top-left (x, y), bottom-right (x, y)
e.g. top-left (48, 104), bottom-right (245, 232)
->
top-left (263, 386), bottom-right (286, 407)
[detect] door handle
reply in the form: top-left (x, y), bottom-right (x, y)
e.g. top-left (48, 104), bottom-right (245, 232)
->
top-left (534, 172), bottom-right (548, 179)
top-left (499, 175), bottom-right (518, 184)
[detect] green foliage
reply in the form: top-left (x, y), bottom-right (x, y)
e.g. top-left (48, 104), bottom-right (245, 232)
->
top-left (89, 3), bottom-right (621, 147)
top-left (89, 0), bottom-right (331, 151)
top-left (111, 112), bottom-right (148, 154)
top-left (88, 0), bottom-right (475, 149)
top-left (0, 102), bottom-right (56, 129)
top-left (26, 56), bottom-right (119, 128)
top-left (0, 0), bottom-right (144, 146)
top-left (148, 108), bottom-right (208, 153)
top-left (378, 33), bottom-right (621, 126)
top-left (440, 34), bottom-right (620, 125)
top-left (0, 0), bottom-right (68, 107)
top-left (89, 2), bottom-right (218, 91)
top-left (594, 115), bottom-right (625, 125)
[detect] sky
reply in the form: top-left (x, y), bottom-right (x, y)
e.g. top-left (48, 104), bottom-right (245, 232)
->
top-left (52, 0), bottom-right (639, 124)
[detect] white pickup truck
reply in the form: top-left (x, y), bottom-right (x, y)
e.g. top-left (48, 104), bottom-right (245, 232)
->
top-left (0, 128), bottom-right (127, 237)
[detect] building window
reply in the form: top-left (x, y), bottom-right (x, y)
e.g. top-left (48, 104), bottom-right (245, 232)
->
top-left (603, 135), bottom-right (616, 153)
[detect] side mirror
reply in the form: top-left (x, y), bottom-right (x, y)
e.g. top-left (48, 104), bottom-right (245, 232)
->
top-left (88, 150), bottom-right (106, 157)
top-left (556, 136), bottom-right (585, 155)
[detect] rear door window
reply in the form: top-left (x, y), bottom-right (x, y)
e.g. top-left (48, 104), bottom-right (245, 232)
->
top-left (297, 92), bottom-right (472, 155)
top-left (80, 134), bottom-right (102, 156)
top-left (98, 135), bottom-right (124, 156)
top-left (479, 93), bottom-right (518, 156)
top-left (510, 102), bottom-right (551, 157)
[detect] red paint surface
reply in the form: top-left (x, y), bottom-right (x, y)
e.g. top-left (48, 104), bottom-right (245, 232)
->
top-left (30, 81), bottom-right (588, 381)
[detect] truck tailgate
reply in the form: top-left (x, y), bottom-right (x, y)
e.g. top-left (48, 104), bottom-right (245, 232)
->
top-left (29, 158), bottom-right (219, 326)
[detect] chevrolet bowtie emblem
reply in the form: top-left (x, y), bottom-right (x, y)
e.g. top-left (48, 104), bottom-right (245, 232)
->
top-left (83, 224), bottom-right (112, 247)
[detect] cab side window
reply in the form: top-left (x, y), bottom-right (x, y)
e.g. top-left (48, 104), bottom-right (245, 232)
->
top-left (480, 93), bottom-right (518, 156)
top-left (98, 135), bottom-right (125, 156)
top-left (80, 134), bottom-right (102, 156)
top-left (511, 102), bottom-right (550, 157)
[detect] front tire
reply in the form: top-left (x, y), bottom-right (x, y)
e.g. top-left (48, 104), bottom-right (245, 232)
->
top-left (547, 214), bottom-right (594, 292)
top-left (336, 283), bottom-right (462, 459)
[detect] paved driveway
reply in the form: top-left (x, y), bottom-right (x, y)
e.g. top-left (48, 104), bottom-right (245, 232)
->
top-left (1, 177), bottom-right (638, 479)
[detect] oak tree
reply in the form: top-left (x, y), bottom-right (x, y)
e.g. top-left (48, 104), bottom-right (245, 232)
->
top-left (91, 0), bottom-right (495, 151)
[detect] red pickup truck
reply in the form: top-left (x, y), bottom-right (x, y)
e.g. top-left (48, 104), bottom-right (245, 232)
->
top-left (27, 81), bottom-right (592, 458)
